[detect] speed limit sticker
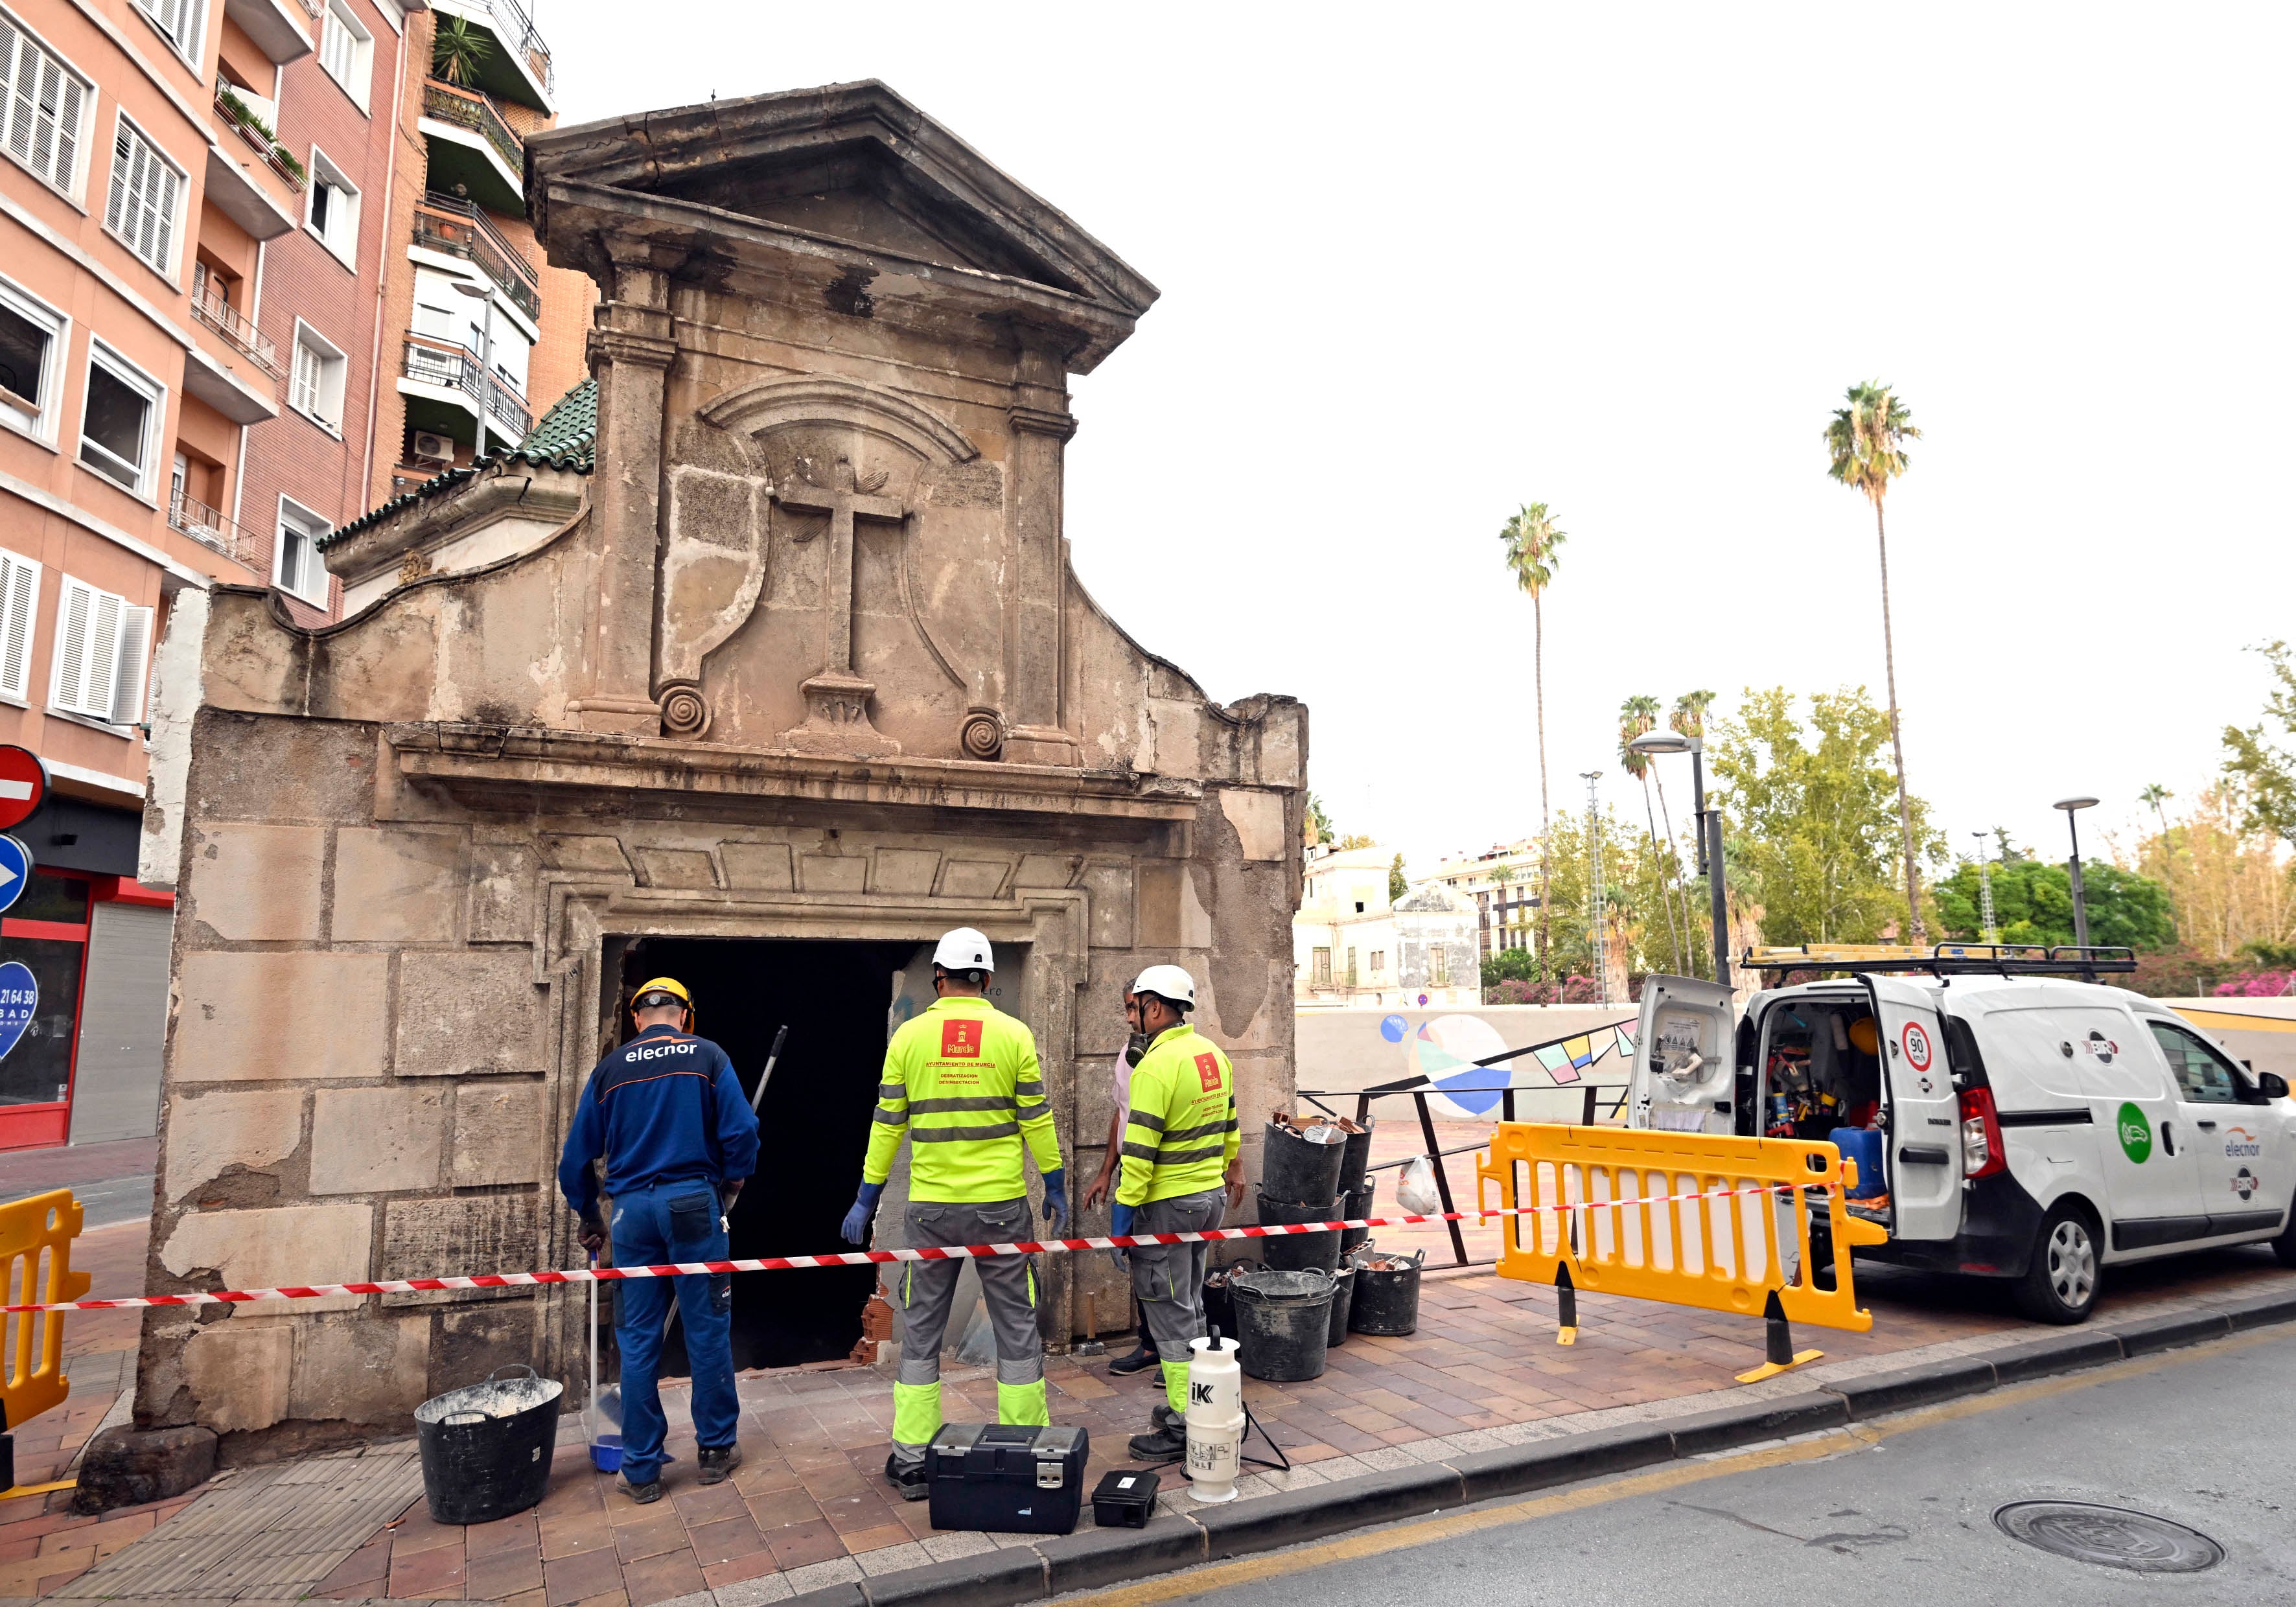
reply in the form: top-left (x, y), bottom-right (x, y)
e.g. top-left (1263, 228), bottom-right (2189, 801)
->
top-left (1901, 1021), bottom-right (1934, 1073)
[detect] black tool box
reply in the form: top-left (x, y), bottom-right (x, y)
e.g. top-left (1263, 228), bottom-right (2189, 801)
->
top-left (925, 1424), bottom-right (1089, 1534)
top-left (1091, 1468), bottom-right (1158, 1528)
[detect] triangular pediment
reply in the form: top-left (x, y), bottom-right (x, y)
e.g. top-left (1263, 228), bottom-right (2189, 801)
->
top-left (529, 81), bottom-right (1157, 345)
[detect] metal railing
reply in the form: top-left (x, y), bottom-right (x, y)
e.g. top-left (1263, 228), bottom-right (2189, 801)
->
top-left (168, 491), bottom-right (261, 568)
top-left (411, 193), bottom-right (540, 320)
top-left (454, 0), bottom-right (553, 93)
top-left (211, 84), bottom-right (306, 194)
top-left (189, 284), bottom-right (281, 379)
top-left (422, 79), bottom-right (522, 174)
top-left (400, 333), bottom-right (531, 441)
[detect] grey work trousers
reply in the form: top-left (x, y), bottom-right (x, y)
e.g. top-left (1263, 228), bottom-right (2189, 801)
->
top-left (1128, 1187), bottom-right (1227, 1356)
top-left (890, 1196), bottom-right (1043, 1463)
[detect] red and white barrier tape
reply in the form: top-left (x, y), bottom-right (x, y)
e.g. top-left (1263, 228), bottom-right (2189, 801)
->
top-left (5, 1184), bottom-right (1798, 1313)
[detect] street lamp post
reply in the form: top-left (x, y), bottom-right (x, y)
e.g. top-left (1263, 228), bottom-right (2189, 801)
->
top-left (2054, 796), bottom-right (2100, 951)
top-left (1629, 731), bottom-right (1730, 987)
top-left (1581, 772), bottom-right (1606, 1005)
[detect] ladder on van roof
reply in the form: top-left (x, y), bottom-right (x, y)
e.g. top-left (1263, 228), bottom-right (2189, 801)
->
top-left (1740, 942), bottom-right (2137, 980)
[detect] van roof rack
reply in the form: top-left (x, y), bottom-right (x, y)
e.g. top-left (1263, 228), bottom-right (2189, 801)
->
top-left (1741, 943), bottom-right (2137, 978)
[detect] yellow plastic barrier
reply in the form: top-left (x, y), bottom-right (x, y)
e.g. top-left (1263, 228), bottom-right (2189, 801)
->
top-left (0, 1190), bottom-right (88, 1430)
top-left (1476, 1123), bottom-right (1886, 1382)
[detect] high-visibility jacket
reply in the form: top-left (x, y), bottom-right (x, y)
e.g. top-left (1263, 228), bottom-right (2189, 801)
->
top-left (1117, 1023), bottom-right (1239, 1207)
top-left (864, 996), bottom-right (1062, 1203)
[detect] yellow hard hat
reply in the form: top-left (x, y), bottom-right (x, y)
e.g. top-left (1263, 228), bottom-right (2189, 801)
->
top-left (632, 977), bottom-right (693, 1011)
top-left (1848, 1017), bottom-right (1879, 1056)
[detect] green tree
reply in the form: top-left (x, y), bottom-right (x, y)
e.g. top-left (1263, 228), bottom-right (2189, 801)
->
top-left (1934, 859), bottom-right (2174, 951)
top-left (2223, 640), bottom-right (2296, 850)
top-left (1618, 694), bottom-right (1683, 971)
top-left (1388, 853), bottom-right (1408, 903)
top-left (1305, 792), bottom-right (1333, 847)
top-left (1825, 381), bottom-right (1927, 943)
top-left (1498, 503), bottom-right (1566, 970)
top-left (2139, 782), bottom-right (2174, 840)
top-left (431, 15), bottom-right (495, 86)
top-left (1711, 686), bottom-right (1945, 945)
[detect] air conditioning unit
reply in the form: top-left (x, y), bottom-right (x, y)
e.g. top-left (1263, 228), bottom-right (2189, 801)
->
top-left (412, 431), bottom-right (455, 463)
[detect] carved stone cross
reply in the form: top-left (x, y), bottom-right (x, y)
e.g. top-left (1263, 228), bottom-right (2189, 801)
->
top-left (774, 457), bottom-right (907, 756)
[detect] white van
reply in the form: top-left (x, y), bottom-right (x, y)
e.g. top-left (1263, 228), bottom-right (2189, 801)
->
top-left (1627, 950), bottom-right (2296, 1323)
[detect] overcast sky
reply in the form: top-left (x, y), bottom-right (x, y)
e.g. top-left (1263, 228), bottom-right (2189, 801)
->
top-left (548, 3), bottom-right (2291, 880)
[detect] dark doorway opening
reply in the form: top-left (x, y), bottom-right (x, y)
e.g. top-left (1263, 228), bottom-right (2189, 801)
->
top-left (609, 935), bottom-right (917, 1374)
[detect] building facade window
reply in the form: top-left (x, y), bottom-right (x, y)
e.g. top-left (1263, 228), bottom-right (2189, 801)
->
top-left (0, 10), bottom-right (89, 200)
top-left (274, 497), bottom-right (330, 606)
top-left (1311, 947), bottom-right (1332, 986)
top-left (306, 147), bottom-right (360, 265)
top-left (102, 115), bottom-right (181, 276)
top-left (131, 0), bottom-right (204, 59)
top-left (0, 550), bottom-right (40, 703)
top-left (77, 342), bottom-right (161, 496)
top-left (318, 1), bottom-right (371, 110)
top-left (0, 275), bottom-right (65, 443)
top-left (290, 322), bottom-right (346, 430)
top-left (1370, 951), bottom-right (1385, 975)
top-left (48, 575), bottom-right (150, 726)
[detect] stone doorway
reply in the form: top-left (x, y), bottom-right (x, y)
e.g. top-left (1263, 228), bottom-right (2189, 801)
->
top-left (610, 935), bottom-right (915, 1371)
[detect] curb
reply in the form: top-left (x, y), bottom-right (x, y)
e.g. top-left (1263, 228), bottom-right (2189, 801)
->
top-left (785, 1304), bottom-right (2296, 1607)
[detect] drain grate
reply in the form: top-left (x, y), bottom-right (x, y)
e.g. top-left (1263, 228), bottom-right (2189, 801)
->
top-left (1993, 1501), bottom-right (2223, 1574)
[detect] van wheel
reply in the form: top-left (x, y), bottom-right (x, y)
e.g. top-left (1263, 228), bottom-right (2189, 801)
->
top-left (2015, 1205), bottom-right (2100, 1324)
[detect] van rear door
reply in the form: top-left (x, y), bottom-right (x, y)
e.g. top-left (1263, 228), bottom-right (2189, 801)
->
top-left (1864, 977), bottom-right (1962, 1241)
top-left (1630, 975), bottom-right (1735, 1133)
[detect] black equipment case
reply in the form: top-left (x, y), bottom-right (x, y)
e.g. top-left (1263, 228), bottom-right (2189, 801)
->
top-left (925, 1424), bottom-right (1089, 1535)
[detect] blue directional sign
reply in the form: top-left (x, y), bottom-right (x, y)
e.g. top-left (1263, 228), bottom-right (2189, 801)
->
top-left (0, 834), bottom-right (29, 916)
top-left (0, 961), bottom-right (34, 1064)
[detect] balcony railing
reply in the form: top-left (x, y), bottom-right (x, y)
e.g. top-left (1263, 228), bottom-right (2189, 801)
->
top-left (168, 491), bottom-right (261, 568)
top-left (422, 80), bottom-right (522, 175)
top-left (402, 332), bottom-right (531, 441)
top-left (212, 83), bottom-right (307, 194)
top-left (454, 0), bottom-right (553, 94)
top-left (411, 193), bottom-right (540, 321)
top-left (189, 283), bottom-right (282, 379)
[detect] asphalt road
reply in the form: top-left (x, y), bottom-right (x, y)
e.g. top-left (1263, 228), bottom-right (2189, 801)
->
top-left (1073, 1326), bottom-right (2296, 1607)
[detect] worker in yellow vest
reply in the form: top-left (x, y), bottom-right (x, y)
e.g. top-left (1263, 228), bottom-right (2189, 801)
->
top-left (839, 929), bottom-right (1068, 1501)
top-left (1111, 963), bottom-right (1242, 1462)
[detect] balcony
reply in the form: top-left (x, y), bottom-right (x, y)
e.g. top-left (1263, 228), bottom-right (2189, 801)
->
top-left (191, 283), bottom-right (282, 380)
top-left (419, 80), bottom-right (524, 216)
top-left (220, 0), bottom-right (314, 64)
top-left (168, 491), bottom-right (263, 571)
top-left (213, 84), bottom-right (307, 194)
top-left (399, 332), bottom-right (531, 446)
top-left (430, 0), bottom-right (553, 108)
top-left (411, 193), bottom-right (540, 321)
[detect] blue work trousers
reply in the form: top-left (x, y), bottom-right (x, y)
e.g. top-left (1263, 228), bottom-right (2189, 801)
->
top-left (610, 1181), bottom-right (739, 1485)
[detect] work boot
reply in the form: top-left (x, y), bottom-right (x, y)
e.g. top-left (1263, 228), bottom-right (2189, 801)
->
top-left (884, 1453), bottom-right (929, 1503)
top-left (1107, 1345), bottom-right (1161, 1376)
top-left (620, 1474), bottom-right (663, 1505)
top-left (1150, 1402), bottom-right (1185, 1433)
top-left (1127, 1420), bottom-right (1187, 1464)
top-left (698, 1444), bottom-right (743, 1485)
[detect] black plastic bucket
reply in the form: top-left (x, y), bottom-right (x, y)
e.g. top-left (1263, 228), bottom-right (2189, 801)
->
top-left (1339, 1178), bottom-right (1377, 1255)
top-left (1262, 1122), bottom-right (1345, 1206)
top-left (1325, 1265), bottom-right (1356, 1348)
top-left (1202, 1258), bottom-right (1253, 1345)
top-left (1336, 1118), bottom-right (1376, 1198)
top-left (1231, 1268), bottom-right (1334, 1382)
top-left (415, 1365), bottom-right (562, 1525)
top-left (1348, 1248), bottom-right (1425, 1337)
top-left (1256, 1192), bottom-right (1341, 1274)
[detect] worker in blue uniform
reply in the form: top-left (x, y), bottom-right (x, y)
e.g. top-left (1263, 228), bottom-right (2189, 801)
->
top-left (558, 977), bottom-right (761, 1503)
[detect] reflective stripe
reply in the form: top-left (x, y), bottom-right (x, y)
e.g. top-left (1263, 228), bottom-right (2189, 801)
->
top-left (1157, 1143), bottom-right (1229, 1164)
top-left (1164, 1118), bottom-right (1236, 1143)
top-left (879, 1082), bottom-right (906, 1099)
top-left (911, 1122), bottom-right (1021, 1142)
top-left (907, 1097), bottom-right (1020, 1115)
top-left (872, 1106), bottom-right (907, 1126)
top-left (1120, 1141), bottom-right (1161, 1161)
top-left (1014, 1079), bottom-right (1045, 1096)
top-left (1126, 1110), bottom-right (1166, 1132)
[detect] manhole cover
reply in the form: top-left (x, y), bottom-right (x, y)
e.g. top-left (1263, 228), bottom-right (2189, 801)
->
top-left (1993, 1501), bottom-right (2223, 1573)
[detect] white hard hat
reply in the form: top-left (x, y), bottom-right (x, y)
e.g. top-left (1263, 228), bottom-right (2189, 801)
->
top-left (933, 928), bottom-right (995, 975)
top-left (1131, 964), bottom-right (1196, 1008)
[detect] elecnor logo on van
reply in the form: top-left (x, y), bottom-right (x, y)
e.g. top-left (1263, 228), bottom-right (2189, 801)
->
top-left (2224, 1126), bottom-right (2263, 1161)
top-left (2116, 1101), bottom-right (2152, 1164)
top-left (1901, 1022), bottom-right (1934, 1074)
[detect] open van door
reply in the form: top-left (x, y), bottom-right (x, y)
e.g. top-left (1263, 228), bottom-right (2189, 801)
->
top-left (1864, 977), bottom-right (1962, 1241)
top-left (1630, 975), bottom-right (1736, 1133)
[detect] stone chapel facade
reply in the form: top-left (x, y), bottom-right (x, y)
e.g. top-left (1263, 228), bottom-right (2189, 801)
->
top-left (132, 82), bottom-right (1306, 1452)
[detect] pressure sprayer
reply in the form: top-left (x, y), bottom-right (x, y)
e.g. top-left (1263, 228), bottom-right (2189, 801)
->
top-left (1183, 1328), bottom-right (1244, 1503)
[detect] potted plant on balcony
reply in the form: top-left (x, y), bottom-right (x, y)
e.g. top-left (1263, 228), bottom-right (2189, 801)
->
top-left (432, 17), bottom-right (495, 86)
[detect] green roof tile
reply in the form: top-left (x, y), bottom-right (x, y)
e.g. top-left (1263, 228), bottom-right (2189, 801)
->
top-left (318, 379), bottom-right (596, 551)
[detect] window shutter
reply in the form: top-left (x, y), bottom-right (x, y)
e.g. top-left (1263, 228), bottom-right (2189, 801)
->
top-left (51, 70), bottom-right (78, 191)
top-left (49, 577), bottom-right (90, 712)
top-left (108, 604), bottom-right (151, 725)
top-left (150, 158), bottom-right (177, 270)
top-left (104, 126), bottom-right (130, 234)
top-left (0, 554), bottom-right (39, 702)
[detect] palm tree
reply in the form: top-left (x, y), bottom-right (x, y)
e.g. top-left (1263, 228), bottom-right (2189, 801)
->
top-left (1619, 695), bottom-right (1684, 971)
top-left (431, 15), bottom-right (495, 86)
top-left (2139, 783), bottom-right (2173, 840)
top-left (1490, 862), bottom-right (1515, 954)
top-left (1826, 381), bottom-right (1927, 943)
top-left (1499, 503), bottom-right (1566, 973)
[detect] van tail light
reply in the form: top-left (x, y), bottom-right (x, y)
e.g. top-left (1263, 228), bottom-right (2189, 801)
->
top-left (1960, 1087), bottom-right (2006, 1179)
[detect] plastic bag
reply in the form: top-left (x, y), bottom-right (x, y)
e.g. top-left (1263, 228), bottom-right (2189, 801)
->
top-left (1396, 1155), bottom-right (1441, 1216)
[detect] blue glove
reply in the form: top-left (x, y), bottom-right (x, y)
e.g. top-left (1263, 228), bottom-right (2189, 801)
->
top-left (1040, 1169), bottom-right (1069, 1234)
top-left (841, 1181), bottom-right (885, 1245)
top-left (1110, 1201), bottom-right (1136, 1240)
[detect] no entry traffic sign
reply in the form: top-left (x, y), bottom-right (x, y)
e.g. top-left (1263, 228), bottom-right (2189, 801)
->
top-left (0, 747), bottom-right (44, 831)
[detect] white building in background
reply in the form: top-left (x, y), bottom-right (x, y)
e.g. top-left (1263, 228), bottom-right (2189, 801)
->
top-left (1294, 843), bottom-right (1478, 1008)
top-left (1430, 838), bottom-right (1546, 958)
